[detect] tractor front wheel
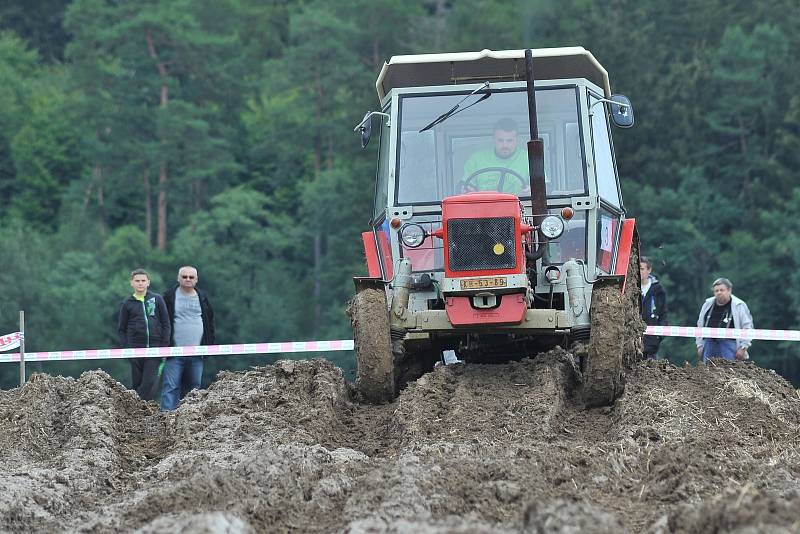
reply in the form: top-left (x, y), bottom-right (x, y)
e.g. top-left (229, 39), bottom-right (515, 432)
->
top-left (347, 285), bottom-right (395, 404)
top-left (582, 236), bottom-right (643, 407)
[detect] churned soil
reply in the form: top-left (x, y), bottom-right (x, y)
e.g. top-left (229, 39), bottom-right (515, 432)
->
top-left (1, 352), bottom-right (799, 533)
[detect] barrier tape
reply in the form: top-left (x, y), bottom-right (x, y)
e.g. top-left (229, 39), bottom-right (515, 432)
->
top-left (645, 325), bottom-right (800, 342)
top-left (0, 332), bottom-right (22, 352)
top-left (0, 339), bottom-right (354, 364)
top-left (1, 326), bottom-right (797, 364)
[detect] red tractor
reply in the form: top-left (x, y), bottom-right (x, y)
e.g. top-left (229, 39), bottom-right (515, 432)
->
top-left (349, 48), bottom-right (643, 406)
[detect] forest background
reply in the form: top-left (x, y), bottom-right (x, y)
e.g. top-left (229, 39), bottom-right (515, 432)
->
top-left (1, 0), bottom-right (799, 389)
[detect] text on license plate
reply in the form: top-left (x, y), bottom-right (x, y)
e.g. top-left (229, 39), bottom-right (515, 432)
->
top-left (460, 277), bottom-right (507, 290)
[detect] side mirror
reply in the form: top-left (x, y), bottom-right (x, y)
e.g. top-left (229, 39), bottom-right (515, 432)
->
top-left (353, 111), bottom-right (390, 149)
top-left (609, 95), bottom-right (634, 128)
top-left (358, 112), bottom-right (372, 148)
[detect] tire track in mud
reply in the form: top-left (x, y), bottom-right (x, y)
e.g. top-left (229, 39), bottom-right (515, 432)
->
top-left (384, 347), bottom-right (580, 448)
top-left (335, 348), bottom-right (595, 532)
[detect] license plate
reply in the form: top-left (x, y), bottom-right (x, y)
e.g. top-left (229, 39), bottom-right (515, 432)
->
top-left (460, 277), bottom-right (507, 290)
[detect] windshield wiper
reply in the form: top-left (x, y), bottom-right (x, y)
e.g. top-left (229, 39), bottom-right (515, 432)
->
top-left (419, 82), bottom-right (492, 133)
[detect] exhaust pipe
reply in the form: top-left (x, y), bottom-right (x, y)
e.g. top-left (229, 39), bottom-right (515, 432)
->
top-left (563, 260), bottom-right (590, 327)
top-left (390, 259), bottom-right (413, 320)
top-left (524, 48), bottom-right (548, 263)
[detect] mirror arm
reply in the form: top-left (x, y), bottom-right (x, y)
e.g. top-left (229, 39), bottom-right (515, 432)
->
top-left (588, 98), bottom-right (628, 117)
top-left (353, 111), bottom-right (391, 132)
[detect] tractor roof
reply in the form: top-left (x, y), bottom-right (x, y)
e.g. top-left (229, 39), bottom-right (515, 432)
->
top-left (376, 47), bottom-right (610, 100)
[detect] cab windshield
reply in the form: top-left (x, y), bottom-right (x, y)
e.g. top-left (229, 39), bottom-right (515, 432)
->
top-left (395, 87), bottom-right (585, 204)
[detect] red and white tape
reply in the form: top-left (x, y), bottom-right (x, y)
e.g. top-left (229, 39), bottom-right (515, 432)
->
top-left (1, 327), bottom-right (797, 364)
top-left (0, 339), bottom-right (354, 363)
top-left (646, 325), bottom-right (800, 342)
top-left (0, 332), bottom-right (22, 352)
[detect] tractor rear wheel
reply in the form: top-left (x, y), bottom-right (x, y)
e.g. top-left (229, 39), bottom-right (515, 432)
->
top-left (347, 285), bottom-right (395, 404)
top-left (582, 238), bottom-right (643, 407)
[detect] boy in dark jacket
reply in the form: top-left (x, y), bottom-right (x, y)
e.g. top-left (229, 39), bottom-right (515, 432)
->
top-left (117, 268), bottom-right (171, 401)
top-left (640, 256), bottom-right (668, 359)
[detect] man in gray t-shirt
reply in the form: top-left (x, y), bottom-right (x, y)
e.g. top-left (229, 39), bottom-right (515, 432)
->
top-left (174, 290), bottom-right (204, 347)
top-left (161, 265), bottom-right (216, 411)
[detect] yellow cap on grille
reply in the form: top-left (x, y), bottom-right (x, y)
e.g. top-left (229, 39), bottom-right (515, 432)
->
top-left (493, 243), bottom-right (505, 255)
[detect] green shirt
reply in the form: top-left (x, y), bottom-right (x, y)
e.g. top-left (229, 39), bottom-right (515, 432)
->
top-left (461, 148), bottom-right (530, 194)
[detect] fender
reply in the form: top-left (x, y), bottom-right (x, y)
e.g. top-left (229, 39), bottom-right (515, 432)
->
top-left (361, 230), bottom-right (394, 279)
top-left (361, 231), bottom-right (381, 278)
top-left (614, 219), bottom-right (639, 293)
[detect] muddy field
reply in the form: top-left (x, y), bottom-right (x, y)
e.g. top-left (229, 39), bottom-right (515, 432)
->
top-left (1, 351), bottom-right (800, 533)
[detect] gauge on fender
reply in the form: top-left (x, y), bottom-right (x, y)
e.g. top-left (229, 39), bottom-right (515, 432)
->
top-left (540, 215), bottom-right (565, 239)
top-left (399, 223), bottom-right (427, 248)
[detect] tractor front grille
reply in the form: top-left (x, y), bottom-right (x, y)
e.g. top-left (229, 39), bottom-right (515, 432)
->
top-left (447, 217), bottom-right (517, 271)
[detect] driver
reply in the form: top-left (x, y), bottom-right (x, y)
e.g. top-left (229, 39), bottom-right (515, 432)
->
top-left (461, 118), bottom-right (530, 195)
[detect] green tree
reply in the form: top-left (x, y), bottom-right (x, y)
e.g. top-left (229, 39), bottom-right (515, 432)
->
top-left (3, 0), bottom-right (800, 389)
top-left (64, 0), bottom-right (246, 249)
top-left (7, 71), bottom-right (84, 228)
top-left (171, 187), bottom-right (305, 344)
top-left (0, 0), bottom-right (71, 61)
top-left (0, 33), bottom-right (84, 229)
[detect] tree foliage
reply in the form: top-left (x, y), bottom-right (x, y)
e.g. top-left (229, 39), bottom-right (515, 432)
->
top-left (1, 0), bottom-right (800, 388)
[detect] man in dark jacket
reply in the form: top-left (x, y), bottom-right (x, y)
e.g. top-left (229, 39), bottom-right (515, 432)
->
top-left (160, 265), bottom-right (215, 411)
top-left (640, 256), bottom-right (668, 359)
top-left (118, 268), bottom-right (171, 401)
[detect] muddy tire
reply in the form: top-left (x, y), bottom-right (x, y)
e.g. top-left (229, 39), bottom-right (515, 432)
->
top-left (583, 238), bottom-right (643, 407)
top-left (621, 241), bottom-right (645, 368)
top-left (347, 287), bottom-right (395, 404)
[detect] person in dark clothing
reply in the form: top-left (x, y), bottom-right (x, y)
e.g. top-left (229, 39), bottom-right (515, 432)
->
top-left (160, 265), bottom-right (215, 411)
top-left (117, 268), bottom-right (171, 401)
top-left (639, 256), bottom-right (668, 359)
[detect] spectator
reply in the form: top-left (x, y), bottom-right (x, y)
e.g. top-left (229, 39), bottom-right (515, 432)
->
top-left (118, 268), bottom-right (170, 401)
top-left (640, 256), bottom-right (668, 359)
top-left (160, 266), bottom-right (215, 411)
top-left (460, 118), bottom-right (531, 195)
top-left (696, 277), bottom-right (753, 363)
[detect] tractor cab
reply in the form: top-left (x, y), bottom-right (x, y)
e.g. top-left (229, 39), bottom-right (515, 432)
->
top-left (350, 48), bottom-right (642, 406)
top-left (358, 48), bottom-right (632, 279)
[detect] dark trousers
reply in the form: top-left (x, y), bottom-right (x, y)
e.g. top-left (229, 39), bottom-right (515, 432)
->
top-left (129, 357), bottom-right (161, 401)
top-left (643, 335), bottom-right (661, 359)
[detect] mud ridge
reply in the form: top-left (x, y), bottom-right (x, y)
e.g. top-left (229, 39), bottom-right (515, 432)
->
top-left (0, 356), bottom-right (798, 532)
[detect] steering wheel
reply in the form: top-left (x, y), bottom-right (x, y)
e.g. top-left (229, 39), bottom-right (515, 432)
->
top-left (459, 167), bottom-right (529, 194)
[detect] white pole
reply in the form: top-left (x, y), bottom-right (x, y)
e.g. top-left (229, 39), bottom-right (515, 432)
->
top-left (19, 310), bottom-right (25, 387)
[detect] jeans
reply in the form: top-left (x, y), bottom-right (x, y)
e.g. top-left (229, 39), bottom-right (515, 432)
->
top-left (160, 356), bottom-right (203, 411)
top-left (702, 339), bottom-right (737, 361)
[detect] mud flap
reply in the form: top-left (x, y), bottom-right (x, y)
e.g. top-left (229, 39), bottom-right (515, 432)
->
top-left (347, 278), bottom-right (396, 404)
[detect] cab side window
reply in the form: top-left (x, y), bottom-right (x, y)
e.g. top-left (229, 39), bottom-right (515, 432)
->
top-left (589, 93), bottom-right (621, 208)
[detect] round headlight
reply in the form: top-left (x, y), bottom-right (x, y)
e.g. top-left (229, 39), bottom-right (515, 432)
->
top-left (540, 215), bottom-right (565, 239)
top-left (400, 223), bottom-right (427, 248)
